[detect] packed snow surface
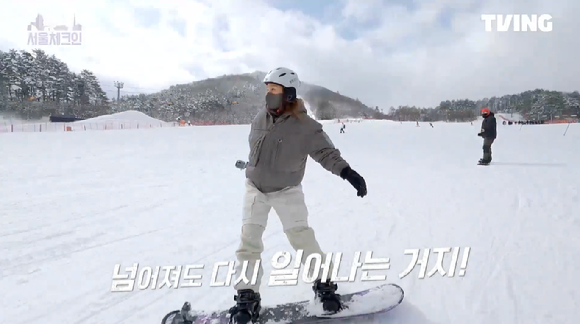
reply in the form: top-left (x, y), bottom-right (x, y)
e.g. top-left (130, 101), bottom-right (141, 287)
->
top-left (1, 120), bottom-right (579, 324)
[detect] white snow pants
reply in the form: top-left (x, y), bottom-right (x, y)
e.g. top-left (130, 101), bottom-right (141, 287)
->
top-left (233, 179), bottom-right (334, 293)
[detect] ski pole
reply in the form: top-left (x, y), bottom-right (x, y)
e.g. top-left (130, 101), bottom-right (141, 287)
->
top-left (563, 122), bottom-right (571, 136)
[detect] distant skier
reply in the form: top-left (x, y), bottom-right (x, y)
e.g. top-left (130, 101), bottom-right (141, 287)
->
top-left (429, 122), bottom-right (433, 128)
top-left (340, 123), bottom-right (345, 133)
top-left (228, 67), bottom-right (367, 324)
top-left (477, 108), bottom-right (497, 164)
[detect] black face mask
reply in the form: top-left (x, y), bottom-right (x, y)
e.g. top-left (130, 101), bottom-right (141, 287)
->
top-left (266, 93), bottom-right (284, 115)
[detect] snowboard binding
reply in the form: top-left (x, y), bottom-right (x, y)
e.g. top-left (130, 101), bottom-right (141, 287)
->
top-left (228, 289), bottom-right (261, 324)
top-left (169, 302), bottom-right (195, 324)
top-left (478, 158), bottom-right (491, 165)
top-left (313, 279), bottom-right (343, 314)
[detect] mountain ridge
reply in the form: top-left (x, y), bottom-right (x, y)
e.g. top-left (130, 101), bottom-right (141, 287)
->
top-left (123, 70), bottom-right (381, 123)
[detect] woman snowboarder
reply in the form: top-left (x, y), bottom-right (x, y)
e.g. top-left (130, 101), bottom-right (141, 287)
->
top-left (228, 67), bottom-right (367, 324)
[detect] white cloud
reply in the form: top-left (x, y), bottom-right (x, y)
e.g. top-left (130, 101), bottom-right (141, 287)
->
top-left (341, 0), bottom-right (386, 22)
top-left (0, 0), bottom-right (577, 107)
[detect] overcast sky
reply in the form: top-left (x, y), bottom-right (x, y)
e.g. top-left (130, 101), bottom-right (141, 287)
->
top-left (0, 0), bottom-right (577, 108)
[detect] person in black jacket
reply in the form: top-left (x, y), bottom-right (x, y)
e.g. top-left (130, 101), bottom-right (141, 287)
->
top-left (477, 108), bottom-right (496, 164)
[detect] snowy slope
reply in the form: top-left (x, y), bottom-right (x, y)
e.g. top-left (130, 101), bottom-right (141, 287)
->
top-left (75, 110), bottom-right (169, 125)
top-left (494, 112), bottom-right (524, 121)
top-left (1, 121), bottom-right (579, 324)
top-left (299, 96), bottom-right (316, 120)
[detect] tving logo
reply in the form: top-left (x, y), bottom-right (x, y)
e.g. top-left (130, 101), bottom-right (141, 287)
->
top-left (481, 14), bottom-right (553, 32)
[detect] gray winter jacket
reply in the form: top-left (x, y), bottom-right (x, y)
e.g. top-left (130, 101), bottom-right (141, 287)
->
top-left (246, 105), bottom-right (350, 193)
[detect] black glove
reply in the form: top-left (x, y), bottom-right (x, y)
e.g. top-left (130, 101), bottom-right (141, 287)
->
top-left (340, 166), bottom-right (367, 197)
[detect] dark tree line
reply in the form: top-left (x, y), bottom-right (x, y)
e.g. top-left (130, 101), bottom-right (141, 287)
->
top-left (385, 90), bottom-right (580, 122)
top-left (0, 48), bottom-right (109, 120)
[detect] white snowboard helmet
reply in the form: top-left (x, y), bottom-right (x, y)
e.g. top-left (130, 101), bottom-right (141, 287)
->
top-left (263, 67), bottom-right (300, 89)
top-left (263, 67), bottom-right (300, 103)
